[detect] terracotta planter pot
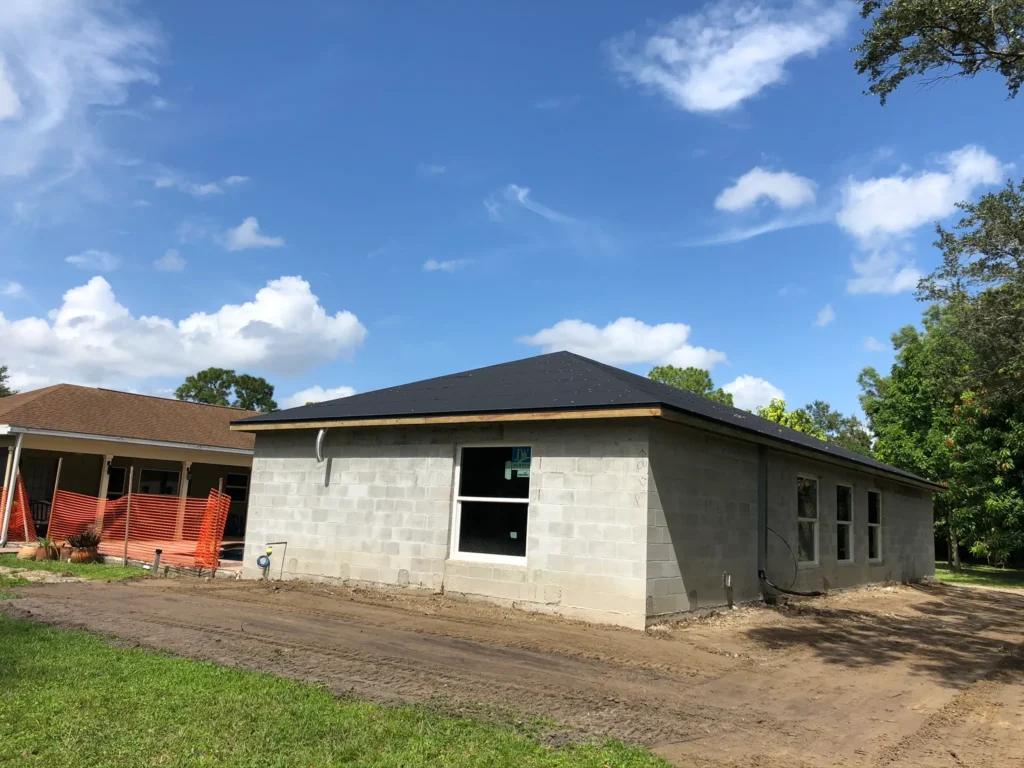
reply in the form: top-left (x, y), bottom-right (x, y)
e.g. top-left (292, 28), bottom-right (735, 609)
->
top-left (69, 547), bottom-right (98, 564)
top-left (34, 546), bottom-right (59, 561)
top-left (17, 546), bottom-right (37, 560)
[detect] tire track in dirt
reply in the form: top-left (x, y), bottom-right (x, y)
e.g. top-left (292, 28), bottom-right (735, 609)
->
top-left (7, 584), bottom-right (799, 754)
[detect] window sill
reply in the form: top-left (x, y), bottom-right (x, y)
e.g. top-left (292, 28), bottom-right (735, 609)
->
top-left (868, 558), bottom-right (883, 565)
top-left (797, 561), bottom-right (818, 569)
top-left (447, 553), bottom-right (527, 568)
top-left (837, 559), bottom-right (855, 567)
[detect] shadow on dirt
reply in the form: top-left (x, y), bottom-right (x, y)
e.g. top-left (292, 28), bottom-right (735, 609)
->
top-left (746, 582), bottom-right (1024, 687)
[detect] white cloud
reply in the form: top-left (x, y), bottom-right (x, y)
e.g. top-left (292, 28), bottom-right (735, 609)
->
top-left (148, 95), bottom-right (170, 111)
top-left (837, 146), bottom-right (1005, 244)
top-left (281, 385), bottom-right (356, 410)
top-left (0, 55), bottom-right (23, 120)
top-left (722, 375), bottom-right (784, 410)
top-left (222, 217), bottom-right (284, 251)
top-left (518, 317), bottom-right (727, 370)
top-left (153, 249), bottom-right (185, 272)
top-left (813, 304), bottom-right (835, 327)
top-left (837, 145), bottom-right (1006, 295)
top-left (609, 1), bottom-right (850, 112)
top-left (131, 198), bottom-right (149, 208)
top-left (500, 183), bottom-right (616, 256)
top-left (715, 168), bottom-right (816, 212)
top-left (417, 163), bottom-right (446, 176)
top-left (424, 259), bottom-right (472, 272)
top-left (0, 1), bottom-right (159, 179)
top-left (151, 173), bottom-right (248, 198)
top-left (65, 249), bottom-right (119, 271)
top-left (0, 275), bottom-right (367, 388)
top-left (2, 281), bottom-right (24, 298)
top-left (864, 336), bottom-right (887, 352)
top-left (847, 249), bottom-right (922, 295)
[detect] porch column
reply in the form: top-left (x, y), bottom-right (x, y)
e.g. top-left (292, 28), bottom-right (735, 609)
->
top-left (173, 460), bottom-right (191, 540)
top-left (94, 454), bottom-right (113, 529)
top-left (0, 433), bottom-right (24, 546)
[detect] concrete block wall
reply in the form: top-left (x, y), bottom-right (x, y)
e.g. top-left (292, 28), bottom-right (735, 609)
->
top-left (765, 452), bottom-right (935, 594)
top-left (646, 421), bottom-right (761, 618)
top-left (646, 420), bottom-right (935, 621)
top-left (243, 420), bottom-right (652, 628)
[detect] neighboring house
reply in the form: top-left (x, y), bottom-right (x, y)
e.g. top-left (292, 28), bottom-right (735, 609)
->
top-left (0, 385), bottom-right (255, 543)
top-left (233, 352), bottom-right (939, 629)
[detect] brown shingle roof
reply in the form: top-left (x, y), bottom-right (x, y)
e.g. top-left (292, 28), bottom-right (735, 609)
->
top-left (0, 385), bottom-right (255, 451)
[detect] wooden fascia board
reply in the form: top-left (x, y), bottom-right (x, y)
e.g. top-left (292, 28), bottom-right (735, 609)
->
top-left (230, 406), bottom-right (663, 432)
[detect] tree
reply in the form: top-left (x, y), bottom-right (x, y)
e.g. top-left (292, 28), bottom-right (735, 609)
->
top-left (647, 365), bottom-right (734, 406)
top-left (918, 178), bottom-right (1024, 399)
top-left (0, 365), bottom-right (16, 397)
top-left (232, 373), bottom-right (278, 413)
top-left (857, 307), bottom-right (1024, 568)
top-left (175, 368), bottom-right (278, 413)
top-left (804, 400), bottom-right (874, 457)
top-left (175, 368), bottom-right (236, 407)
top-left (854, 0), bottom-right (1024, 104)
top-left (755, 399), bottom-right (826, 439)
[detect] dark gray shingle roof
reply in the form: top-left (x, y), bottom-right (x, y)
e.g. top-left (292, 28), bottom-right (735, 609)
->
top-left (236, 351), bottom-right (940, 488)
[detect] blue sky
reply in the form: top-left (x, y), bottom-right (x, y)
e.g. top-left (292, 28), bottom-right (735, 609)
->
top-left (0, 1), bottom-right (1019, 413)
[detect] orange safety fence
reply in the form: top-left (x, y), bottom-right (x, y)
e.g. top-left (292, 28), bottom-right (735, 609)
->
top-left (0, 476), bottom-right (37, 544)
top-left (47, 488), bottom-right (231, 570)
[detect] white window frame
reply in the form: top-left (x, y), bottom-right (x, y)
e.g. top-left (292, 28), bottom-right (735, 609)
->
top-left (835, 483), bottom-right (854, 565)
top-left (138, 467), bottom-right (181, 496)
top-left (448, 442), bottom-right (532, 566)
top-left (868, 490), bottom-right (883, 563)
top-left (796, 474), bottom-right (819, 567)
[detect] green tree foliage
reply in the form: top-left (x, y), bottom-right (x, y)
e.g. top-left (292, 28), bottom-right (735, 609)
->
top-left (859, 307), bottom-right (1024, 567)
top-left (854, 0), bottom-right (1024, 104)
top-left (755, 399), bottom-right (825, 439)
top-left (647, 365), bottom-right (734, 406)
top-left (918, 178), bottom-right (1024, 398)
top-left (805, 400), bottom-right (875, 456)
top-left (0, 366), bottom-right (16, 397)
top-left (232, 374), bottom-right (279, 412)
top-left (755, 398), bottom-right (873, 456)
top-left (175, 368), bottom-right (278, 413)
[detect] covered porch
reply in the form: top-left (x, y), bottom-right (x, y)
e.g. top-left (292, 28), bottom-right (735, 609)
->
top-left (2, 429), bottom-right (252, 548)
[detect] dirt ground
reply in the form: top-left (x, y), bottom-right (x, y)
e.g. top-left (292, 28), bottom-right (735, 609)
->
top-left (4, 577), bottom-right (1023, 768)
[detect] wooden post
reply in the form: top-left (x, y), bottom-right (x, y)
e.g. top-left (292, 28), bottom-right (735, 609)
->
top-left (173, 460), bottom-right (191, 541)
top-left (95, 454), bottom-right (113, 530)
top-left (123, 466), bottom-right (133, 567)
top-left (217, 476), bottom-right (224, 496)
top-left (49, 457), bottom-right (63, 539)
top-left (18, 473), bottom-right (30, 544)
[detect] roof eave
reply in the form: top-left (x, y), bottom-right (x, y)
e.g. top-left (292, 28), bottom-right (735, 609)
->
top-left (229, 404), bottom-right (943, 492)
top-left (2, 423), bottom-right (253, 456)
top-left (656, 406), bottom-right (945, 493)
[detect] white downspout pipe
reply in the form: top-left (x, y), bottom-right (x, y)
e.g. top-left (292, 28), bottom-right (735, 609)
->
top-left (1, 432), bottom-right (25, 546)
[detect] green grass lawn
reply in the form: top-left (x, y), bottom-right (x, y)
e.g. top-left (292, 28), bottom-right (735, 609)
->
top-left (0, 574), bottom-right (29, 599)
top-left (0, 554), bottom-right (147, 581)
top-left (935, 563), bottom-right (1024, 589)
top-left (0, 615), bottom-right (667, 767)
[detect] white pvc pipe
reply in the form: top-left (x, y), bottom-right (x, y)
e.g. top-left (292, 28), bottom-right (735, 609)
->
top-left (0, 432), bottom-right (25, 546)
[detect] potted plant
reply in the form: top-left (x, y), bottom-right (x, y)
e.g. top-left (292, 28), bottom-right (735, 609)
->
top-left (34, 536), bottom-right (59, 561)
top-left (67, 530), bottom-right (101, 564)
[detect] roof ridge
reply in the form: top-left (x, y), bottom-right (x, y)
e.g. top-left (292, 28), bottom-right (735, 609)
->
top-left (0, 383), bottom-right (68, 415)
top-left (92, 386), bottom-right (257, 413)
